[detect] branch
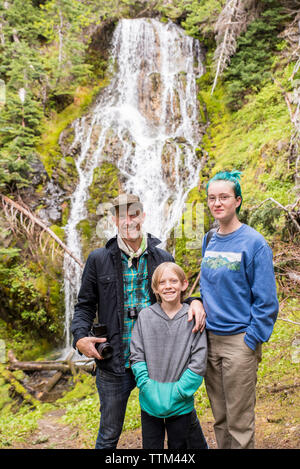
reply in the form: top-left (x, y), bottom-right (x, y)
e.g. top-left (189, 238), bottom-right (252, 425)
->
top-left (266, 383), bottom-right (300, 394)
top-left (211, 0), bottom-right (256, 94)
top-left (272, 77), bottom-right (295, 121)
top-left (252, 197), bottom-right (300, 232)
top-left (187, 271), bottom-right (201, 297)
top-left (211, 26), bottom-right (230, 95)
top-left (0, 194), bottom-right (84, 268)
top-left (277, 318), bottom-right (300, 326)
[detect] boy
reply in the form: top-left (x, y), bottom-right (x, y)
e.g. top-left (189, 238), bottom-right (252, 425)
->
top-left (130, 262), bottom-right (207, 449)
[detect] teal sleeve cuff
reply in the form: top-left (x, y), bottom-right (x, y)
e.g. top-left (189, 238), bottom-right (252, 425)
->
top-left (131, 361), bottom-right (149, 389)
top-left (140, 379), bottom-right (178, 417)
top-left (177, 368), bottom-right (203, 399)
top-left (132, 366), bottom-right (201, 418)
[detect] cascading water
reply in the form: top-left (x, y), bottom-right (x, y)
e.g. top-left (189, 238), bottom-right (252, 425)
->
top-left (62, 18), bottom-right (204, 353)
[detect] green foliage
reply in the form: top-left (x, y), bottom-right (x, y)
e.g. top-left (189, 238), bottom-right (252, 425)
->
top-left (249, 203), bottom-right (283, 239)
top-left (0, 1), bottom-right (46, 191)
top-left (0, 91), bottom-right (43, 190)
top-left (62, 383), bottom-right (141, 447)
top-left (36, 0), bottom-right (95, 99)
top-left (0, 247), bottom-right (64, 350)
top-left (37, 84), bottom-right (106, 176)
top-left (1, 262), bottom-right (47, 326)
top-left (180, 0), bottom-right (224, 39)
top-left (199, 75), bottom-right (294, 218)
top-left (75, 162), bottom-right (120, 258)
top-left (0, 0), bottom-right (111, 190)
top-left (0, 373), bottom-right (52, 448)
top-left (223, 0), bottom-right (288, 109)
top-left (258, 298), bottom-right (300, 386)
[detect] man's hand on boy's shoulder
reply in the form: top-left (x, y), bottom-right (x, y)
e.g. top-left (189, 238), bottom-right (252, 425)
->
top-left (187, 299), bottom-right (206, 333)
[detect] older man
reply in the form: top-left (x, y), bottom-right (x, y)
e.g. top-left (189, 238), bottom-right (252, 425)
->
top-left (71, 194), bottom-right (207, 449)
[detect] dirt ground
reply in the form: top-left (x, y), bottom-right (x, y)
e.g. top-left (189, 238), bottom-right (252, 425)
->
top-left (14, 399), bottom-right (299, 450)
top-left (10, 369), bottom-right (299, 450)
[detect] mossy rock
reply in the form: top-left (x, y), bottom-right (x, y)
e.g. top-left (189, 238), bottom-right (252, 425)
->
top-left (87, 162), bottom-right (120, 215)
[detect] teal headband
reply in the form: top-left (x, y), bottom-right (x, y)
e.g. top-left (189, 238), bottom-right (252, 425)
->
top-left (206, 170), bottom-right (243, 213)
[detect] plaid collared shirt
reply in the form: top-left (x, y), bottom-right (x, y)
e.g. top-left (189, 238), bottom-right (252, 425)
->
top-left (121, 250), bottom-right (151, 368)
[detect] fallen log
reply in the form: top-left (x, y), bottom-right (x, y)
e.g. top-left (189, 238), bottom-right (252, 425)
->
top-left (7, 350), bottom-right (95, 374)
top-left (1, 368), bottom-right (39, 407)
top-left (36, 371), bottom-right (64, 400)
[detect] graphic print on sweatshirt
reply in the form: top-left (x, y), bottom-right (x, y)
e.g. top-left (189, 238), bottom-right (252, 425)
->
top-left (202, 251), bottom-right (242, 272)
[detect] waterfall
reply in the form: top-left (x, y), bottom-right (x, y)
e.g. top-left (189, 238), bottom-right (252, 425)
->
top-left (62, 18), bottom-right (204, 353)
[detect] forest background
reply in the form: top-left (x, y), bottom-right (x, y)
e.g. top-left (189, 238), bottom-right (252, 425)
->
top-left (0, 0), bottom-right (299, 449)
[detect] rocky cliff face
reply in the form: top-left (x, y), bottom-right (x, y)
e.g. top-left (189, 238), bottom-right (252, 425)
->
top-left (57, 18), bottom-right (206, 348)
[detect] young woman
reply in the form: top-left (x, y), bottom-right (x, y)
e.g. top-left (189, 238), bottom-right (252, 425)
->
top-left (130, 262), bottom-right (208, 449)
top-left (200, 170), bottom-right (279, 449)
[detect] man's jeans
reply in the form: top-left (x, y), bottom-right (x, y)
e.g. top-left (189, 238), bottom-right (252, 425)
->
top-left (95, 367), bottom-right (136, 449)
top-left (95, 367), bottom-right (208, 449)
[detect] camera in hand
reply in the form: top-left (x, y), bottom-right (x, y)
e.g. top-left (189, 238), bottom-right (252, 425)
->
top-left (90, 324), bottom-right (113, 360)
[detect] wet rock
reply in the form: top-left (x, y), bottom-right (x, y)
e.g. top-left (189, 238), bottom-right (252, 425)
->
top-left (30, 157), bottom-right (48, 186)
top-left (38, 181), bottom-right (66, 224)
top-left (138, 71), bottom-right (162, 125)
top-left (59, 125), bottom-right (77, 158)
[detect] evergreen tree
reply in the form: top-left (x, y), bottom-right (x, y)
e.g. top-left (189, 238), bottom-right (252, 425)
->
top-left (0, 1), bottom-right (45, 191)
top-left (223, 0), bottom-right (288, 109)
top-left (0, 88), bottom-right (43, 190)
top-left (37, 0), bottom-right (94, 99)
top-left (0, 0), bottom-right (96, 191)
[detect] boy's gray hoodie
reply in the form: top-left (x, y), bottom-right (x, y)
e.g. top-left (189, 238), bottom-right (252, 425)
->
top-left (130, 302), bottom-right (207, 382)
top-left (130, 302), bottom-right (207, 418)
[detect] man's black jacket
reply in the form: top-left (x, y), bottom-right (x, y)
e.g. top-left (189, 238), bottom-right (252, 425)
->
top-left (71, 233), bottom-right (174, 375)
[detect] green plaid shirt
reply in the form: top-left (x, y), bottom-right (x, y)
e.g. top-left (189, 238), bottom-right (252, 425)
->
top-left (121, 250), bottom-right (151, 368)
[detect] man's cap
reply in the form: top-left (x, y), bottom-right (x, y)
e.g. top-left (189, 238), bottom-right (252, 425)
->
top-left (110, 194), bottom-right (143, 212)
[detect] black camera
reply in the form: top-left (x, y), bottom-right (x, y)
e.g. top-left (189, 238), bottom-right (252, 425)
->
top-left (90, 323), bottom-right (113, 360)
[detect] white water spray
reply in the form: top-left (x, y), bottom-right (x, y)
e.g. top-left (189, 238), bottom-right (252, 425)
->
top-left (62, 18), bottom-right (204, 352)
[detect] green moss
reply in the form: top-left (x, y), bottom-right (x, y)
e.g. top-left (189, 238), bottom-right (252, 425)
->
top-left (57, 155), bottom-right (78, 191)
top-left (75, 162), bottom-right (120, 259)
top-left (174, 187), bottom-right (206, 285)
top-left (34, 274), bottom-right (48, 297)
top-left (50, 224), bottom-right (65, 243)
top-left (197, 65), bottom-right (296, 242)
top-left (87, 162), bottom-right (120, 214)
top-left (77, 219), bottom-right (92, 242)
top-left (0, 318), bottom-right (53, 361)
top-left (0, 371), bottom-right (53, 448)
top-left (258, 298), bottom-right (300, 386)
top-left (61, 201), bottom-right (70, 226)
top-left (57, 373), bottom-right (95, 404)
top-left (37, 81), bottom-right (110, 177)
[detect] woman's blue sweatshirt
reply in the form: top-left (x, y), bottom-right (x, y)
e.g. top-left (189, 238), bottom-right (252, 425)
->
top-left (200, 224), bottom-right (279, 351)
